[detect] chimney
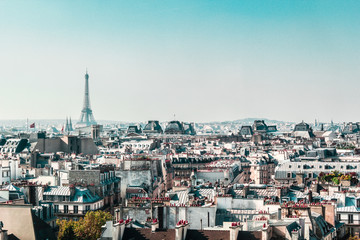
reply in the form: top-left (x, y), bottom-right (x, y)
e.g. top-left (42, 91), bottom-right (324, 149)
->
top-left (111, 219), bottom-right (128, 240)
top-left (291, 230), bottom-right (299, 240)
top-left (0, 226), bottom-right (8, 240)
top-left (151, 219), bottom-right (159, 233)
top-left (303, 218), bottom-right (312, 240)
top-left (183, 221), bottom-right (189, 240)
top-left (323, 204), bottom-right (336, 226)
top-left (111, 221), bottom-right (125, 240)
top-left (229, 222), bottom-right (240, 240)
top-left (175, 220), bottom-right (188, 240)
top-left (175, 221), bottom-right (184, 240)
top-left (262, 223), bottom-right (270, 240)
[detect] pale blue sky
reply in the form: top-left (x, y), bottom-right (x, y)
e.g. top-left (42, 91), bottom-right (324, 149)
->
top-left (0, 1), bottom-right (359, 123)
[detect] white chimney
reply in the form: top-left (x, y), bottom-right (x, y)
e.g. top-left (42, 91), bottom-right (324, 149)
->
top-left (229, 222), bottom-right (240, 240)
top-left (0, 229), bottom-right (8, 240)
top-left (291, 230), bottom-right (299, 240)
top-left (175, 220), bottom-right (189, 240)
top-left (151, 219), bottom-right (159, 233)
top-left (262, 223), bottom-right (270, 240)
top-left (183, 221), bottom-right (189, 240)
top-left (111, 219), bottom-right (127, 240)
top-left (175, 224), bottom-right (183, 240)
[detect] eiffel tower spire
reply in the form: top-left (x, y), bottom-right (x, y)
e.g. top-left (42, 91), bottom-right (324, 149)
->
top-left (77, 70), bottom-right (97, 127)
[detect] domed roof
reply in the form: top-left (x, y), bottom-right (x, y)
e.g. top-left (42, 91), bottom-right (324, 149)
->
top-left (252, 120), bottom-right (268, 131)
top-left (143, 120), bottom-right (163, 133)
top-left (165, 121), bottom-right (184, 134)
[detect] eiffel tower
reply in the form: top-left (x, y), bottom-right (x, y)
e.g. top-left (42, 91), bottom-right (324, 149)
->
top-left (77, 70), bottom-right (97, 127)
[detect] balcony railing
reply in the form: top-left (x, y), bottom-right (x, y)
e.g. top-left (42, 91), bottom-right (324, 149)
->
top-left (54, 210), bottom-right (90, 215)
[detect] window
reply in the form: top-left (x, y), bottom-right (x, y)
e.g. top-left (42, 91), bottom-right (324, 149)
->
top-left (54, 205), bottom-right (59, 213)
top-left (74, 206), bottom-right (78, 214)
top-left (337, 214), bottom-right (341, 221)
top-left (287, 173), bottom-right (291, 178)
top-left (85, 205), bottom-right (90, 211)
top-left (348, 214), bottom-right (353, 224)
top-left (64, 205), bottom-right (69, 214)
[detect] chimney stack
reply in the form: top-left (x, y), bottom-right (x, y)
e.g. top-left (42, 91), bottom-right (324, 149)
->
top-left (262, 223), bottom-right (270, 240)
top-left (151, 219), bottom-right (159, 233)
top-left (291, 230), bottom-right (299, 240)
top-left (229, 222), bottom-right (241, 240)
top-left (0, 221), bottom-right (8, 240)
top-left (175, 220), bottom-right (188, 240)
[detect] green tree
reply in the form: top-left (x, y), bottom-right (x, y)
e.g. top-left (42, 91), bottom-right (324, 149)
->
top-left (57, 211), bottom-right (112, 240)
top-left (75, 211), bottom-right (112, 240)
top-left (57, 219), bottom-right (77, 240)
top-left (348, 236), bottom-right (359, 240)
top-left (332, 177), bottom-right (340, 185)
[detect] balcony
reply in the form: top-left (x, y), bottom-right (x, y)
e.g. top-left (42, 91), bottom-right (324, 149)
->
top-left (54, 210), bottom-right (90, 216)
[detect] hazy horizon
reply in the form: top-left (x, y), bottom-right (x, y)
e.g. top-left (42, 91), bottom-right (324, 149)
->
top-left (1, 1), bottom-right (359, 123)
top-left (0, 117), bottom-right (341, 126)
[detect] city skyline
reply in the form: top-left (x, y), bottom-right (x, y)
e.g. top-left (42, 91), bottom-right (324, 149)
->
top-left (0, 1), bottom-right (360, 123)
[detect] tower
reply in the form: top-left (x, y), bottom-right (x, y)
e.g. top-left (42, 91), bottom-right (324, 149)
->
top-left (77, 70), bottom-right (97, 127)
top-left (69, 117), bottom-right (73, 131)
top-left (65, 117), bottom-right (69, 132)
